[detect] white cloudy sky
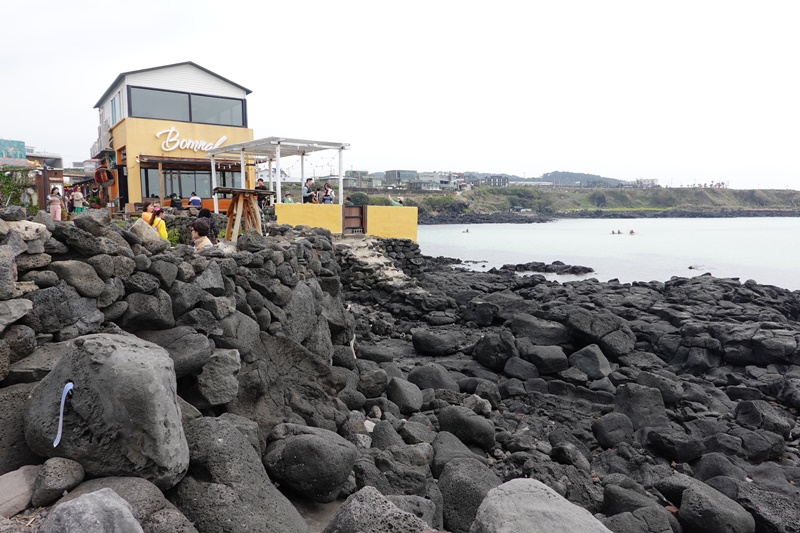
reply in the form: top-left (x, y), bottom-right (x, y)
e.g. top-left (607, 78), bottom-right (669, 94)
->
top-left (3, 0), bottom-right (798, 189)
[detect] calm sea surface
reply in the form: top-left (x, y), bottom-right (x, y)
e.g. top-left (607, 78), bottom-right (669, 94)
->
top-left (417, 218), bottom-right (800, 291)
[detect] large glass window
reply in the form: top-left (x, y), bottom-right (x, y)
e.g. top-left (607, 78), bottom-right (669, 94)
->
top-left (130, 87), bottom-right (190, 121)
top-left (128, 86), bottom-right (245, 126)
top-left (191, 95), bottom-right (244, 126)
top-left (140, 168), bottom-right (241, 199)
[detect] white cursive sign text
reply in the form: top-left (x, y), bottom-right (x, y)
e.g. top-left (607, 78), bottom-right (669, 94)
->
top-left (156, 127), bottom-right (228, 153)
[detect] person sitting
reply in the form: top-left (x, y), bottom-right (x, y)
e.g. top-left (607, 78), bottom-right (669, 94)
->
top-left (169, 193), bottom-right (183, 209)
top-left (141, 200), bottom-right (155, 223)
top-left (387, 195), bottom-right (404, 206)
top-left (344, 197), bottom-right (355, 206)
top-left (149, 207), bottom-right (168, 240)
top-left (191, 218), bottom-right (213, 254)
top-left (189, 192), bottom-right (202, 208)
top-left (282, 193), bottom-right (294, 203)
top-left (197, 208), bottom-right (218, 244)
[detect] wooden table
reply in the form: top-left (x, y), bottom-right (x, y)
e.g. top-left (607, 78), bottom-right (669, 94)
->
top-left (213, 187), bottom-right (275, 243)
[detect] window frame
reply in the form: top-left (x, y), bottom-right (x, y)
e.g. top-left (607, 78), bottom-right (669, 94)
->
top-left (127, 85), bottom-right (247, 128)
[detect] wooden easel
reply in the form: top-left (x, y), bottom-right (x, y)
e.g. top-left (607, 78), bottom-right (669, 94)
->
top-left (213, 187), bottom-right (275, 243)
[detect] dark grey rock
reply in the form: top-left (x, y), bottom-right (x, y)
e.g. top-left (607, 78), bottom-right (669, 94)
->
top-left (322, 486), bottom-right (428, 533)
top-left (136, 326), bottom-right (214, 378)
top-left (0, 383), bottom-right (38, 475)
top-left (407, 363), bottom-right (460, 392)
top-left (518, 342), bottom-right (569, 375)
top-left (264, 423), bottom-right (358, 503)
top-left (439, 457), bottom-right (501, 533)
top-left (438, 405), bottom-right (495, 451)
top-left (24, 334), bottom-right (189, 490)
top-left (386, 377), bottom-right (423, 415)
top-left (412, 328), bottom-right (465, 356)
top-left (472, 330), bottom-right (518, 371)
top-left (30, 457), bottom-right (85, 507)
top-left (503, 357), bottom-right (539, 380)
top-left (173, 417), bottom-right (307, 533)
top-left (614, 383), bottom-right (669, 430)
top-left (48, 260), bottom-right (105, 298)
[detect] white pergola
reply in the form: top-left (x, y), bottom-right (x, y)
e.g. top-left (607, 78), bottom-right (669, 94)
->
top-left (205, 137), bottom-right (349, 213)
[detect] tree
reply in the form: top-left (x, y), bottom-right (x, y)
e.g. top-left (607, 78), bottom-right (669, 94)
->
top-left (0, 163), bottom-right (38, 209)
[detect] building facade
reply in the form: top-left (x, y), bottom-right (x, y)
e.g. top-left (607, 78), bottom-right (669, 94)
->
top-left (485, 175), bottom-right (509, 187)
top-left (384, 170), bottom-right (417, 186)
top-left (90, 62), bottom-right (254, 208)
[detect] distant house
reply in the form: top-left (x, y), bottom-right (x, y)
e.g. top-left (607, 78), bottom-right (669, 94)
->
top-left (485, 175), bottom-right (509, 187)
top-left (408, 180), bottom-right (440, 191)
top-left (385, 170), bottom-right (417, 186)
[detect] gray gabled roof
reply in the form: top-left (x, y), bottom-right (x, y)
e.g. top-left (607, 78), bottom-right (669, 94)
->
top-left (93, 61), bottom-right (252, 108)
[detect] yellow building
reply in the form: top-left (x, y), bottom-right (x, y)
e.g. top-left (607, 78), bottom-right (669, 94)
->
top-left (90, 62), bottom-right (254, 210)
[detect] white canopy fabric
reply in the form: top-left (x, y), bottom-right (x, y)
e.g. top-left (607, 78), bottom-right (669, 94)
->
top-left (206, 137), bottom-right (349, 212)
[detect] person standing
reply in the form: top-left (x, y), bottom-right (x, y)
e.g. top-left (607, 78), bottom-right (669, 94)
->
top-left (255, 178), bottom-right (268, 210)
top-left (322, 183), bottom-right (335, 204)
top-left (302, 178), bottom-right (314, 203)
top-left (48, 187), bottom-right (65, 221)
top-left (72, 188), bottom-right (86, 214)
top-left (197, 208), bottom-right (218, 244)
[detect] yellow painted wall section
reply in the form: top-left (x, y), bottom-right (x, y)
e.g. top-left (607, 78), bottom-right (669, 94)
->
top-left (366, 206), bottom-right (418, 241)
top-left (275, 204), bottom-right (343, 234)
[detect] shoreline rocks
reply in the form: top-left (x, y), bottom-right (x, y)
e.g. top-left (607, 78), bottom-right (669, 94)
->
top-left (1, 207), bottom-right (799, 532)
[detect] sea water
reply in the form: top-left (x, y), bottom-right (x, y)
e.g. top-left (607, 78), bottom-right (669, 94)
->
top-left (417, 217), bottom-right (800, 291)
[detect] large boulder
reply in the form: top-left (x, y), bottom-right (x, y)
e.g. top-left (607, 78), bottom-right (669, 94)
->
top-left (172, 417), bottom-right (307, 533)
top-left (41, 488), bottom-right (144, 533)
top-left (322, 486), bottom-right (429, 533)
top-left (47, 260), bottom-right (105, 298)
top-left (439, 458), bottom-right (501, 533)
top-left (679, 484), bottom-right (755, 533)
top-left (386, 377), bottom-right (424, 415)
top-left (566, 307), bottom-right (636, 358)
top-left (264, 423), bottom-right (358, 503)
top-left (432, 431), bottom-right (487, 478)
top-left (24, 334), bottom-right (189, 490)
top-left (471, 478), bottom-right (613, 533)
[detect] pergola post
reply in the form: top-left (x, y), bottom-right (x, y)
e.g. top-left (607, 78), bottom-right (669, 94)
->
top-left (338, 147), bottom-right (344, 204)
top-left (275, 142), bottom-right (282, 200)
top-left (240, 149), bottom-right (246, 189)
top-left (211, 156), bottom-right (218, 213)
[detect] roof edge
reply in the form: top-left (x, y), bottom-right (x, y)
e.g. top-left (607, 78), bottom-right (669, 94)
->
top-left (93, 61), bottom-right (252, 108)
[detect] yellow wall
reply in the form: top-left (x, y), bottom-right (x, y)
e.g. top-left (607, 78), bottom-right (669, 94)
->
top-left (275, 204), bottom-right (343, 234)
top-left (111, 117), bottom-right (254, 203)
top-left (366, 206), bottom-right (418, 241)
top-left (275, 204), bottom-right (418, 241)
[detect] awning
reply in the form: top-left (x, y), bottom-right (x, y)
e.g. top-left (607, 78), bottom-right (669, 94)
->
top-left (205, 137), bottom-right (349, 213)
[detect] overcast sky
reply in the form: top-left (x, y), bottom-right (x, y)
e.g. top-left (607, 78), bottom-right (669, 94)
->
top-left (3, 0), bottom-right (798, 189)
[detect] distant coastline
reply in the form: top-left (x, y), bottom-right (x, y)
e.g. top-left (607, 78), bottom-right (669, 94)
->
top-left (419, 208), bottom-right (800, 225)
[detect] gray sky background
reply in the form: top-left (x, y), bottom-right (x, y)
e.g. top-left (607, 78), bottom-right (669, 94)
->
top-left (3, 0), bottom-right (798, 189)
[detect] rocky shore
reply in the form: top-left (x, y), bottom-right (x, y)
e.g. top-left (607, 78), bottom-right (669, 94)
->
top-left (1, 208), bottom-right (799, 533)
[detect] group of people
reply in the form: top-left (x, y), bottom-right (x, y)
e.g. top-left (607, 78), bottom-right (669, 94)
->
top-left (301, 179), bottom-right (336, 204)
top-left (47, 186), bottom-right (89, 221)
top-left (141, 200), bottom-right (217, 254)
top-left (611, 229), bottom-right (636, 235)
